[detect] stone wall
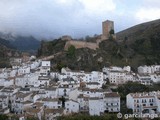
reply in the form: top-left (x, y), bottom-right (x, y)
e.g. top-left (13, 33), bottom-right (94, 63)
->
top-left (64, 40), bottom-right (99, 50)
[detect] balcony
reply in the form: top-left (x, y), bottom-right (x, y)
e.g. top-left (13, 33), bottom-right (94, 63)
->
top-left (143, 106), bottom-right (157, 109)
top-left (106, 104), bottom-right (119, 107)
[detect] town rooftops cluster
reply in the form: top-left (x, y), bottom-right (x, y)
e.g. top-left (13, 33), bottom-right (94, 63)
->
top-left (0, 56), bottom-right (160, 119)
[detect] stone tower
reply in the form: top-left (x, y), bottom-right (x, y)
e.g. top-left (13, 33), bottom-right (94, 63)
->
top-left (102, 20), bottom-right (114, 38)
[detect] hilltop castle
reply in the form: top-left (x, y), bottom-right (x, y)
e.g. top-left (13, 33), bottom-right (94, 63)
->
top-left (63, 20), bottom-right (115, 50)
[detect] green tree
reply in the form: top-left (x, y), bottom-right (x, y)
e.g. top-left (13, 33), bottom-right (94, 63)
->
top-left (56, 61), bottom-right (66, 72)
top-left (0, 114), bottom-right (8, 120)
top-left (67, 45), bottom-right (76, 58)
top-left (109, 29), bottom-right (115, 35)
top-left (112, 81), bottom-right (150, 100)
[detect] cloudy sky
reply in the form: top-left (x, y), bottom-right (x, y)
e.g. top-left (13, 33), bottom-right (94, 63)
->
top-left (0, 0), bottom-right (160, 39)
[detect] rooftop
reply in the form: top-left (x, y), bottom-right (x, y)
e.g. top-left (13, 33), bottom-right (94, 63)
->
top-left (105, 92), bottom-right (120, 98)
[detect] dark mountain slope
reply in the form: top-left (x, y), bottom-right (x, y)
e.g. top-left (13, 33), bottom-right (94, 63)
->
top-left (9, 36), bottom-right (40, 53)
top-left (116, 19), bottom-right (160, 44)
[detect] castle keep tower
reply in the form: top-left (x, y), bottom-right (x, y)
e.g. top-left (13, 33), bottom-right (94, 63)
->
top-left (102, 20), bottom-right (114, 38)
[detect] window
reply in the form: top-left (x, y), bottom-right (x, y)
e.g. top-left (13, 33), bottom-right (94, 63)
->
top-left (145, 99), bottom-right (146, 103)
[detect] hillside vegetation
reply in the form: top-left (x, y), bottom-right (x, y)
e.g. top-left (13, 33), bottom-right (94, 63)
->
top-left (0, 44), bottom-right (20, 68)
top-left (38, 19), bottom-right (160, 71)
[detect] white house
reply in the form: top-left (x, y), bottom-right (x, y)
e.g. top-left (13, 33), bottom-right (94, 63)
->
top-left (86, 82), bottom-right (101, 89)
top-left (126, 91), bottom-right (160, 114)
top-left (65, 99), bottom-right (79, 114)
top-left (61, 67), bottom-right (104, 85)
top-left (61, 67), bottom-right (84, 78)
top-left (38, 98), bottom-right (61, 109)
top-left (15, 73), bottom-right (39, 87)
top-left (57, 73), bottom-right (68, 81)
top-left (9, 69), bottom-right (17, 77)
top-left (77, 94), bottom-right (89, 112)
top-left (68, 88), bottom-right (79, 101)
top-left (15, 75), bottom-right (27, 87)
top-left (104, 92), bottom-right (120, 113)
top-left (0, 95), bottom-right (8, 109)
top-left (37, 76), bottom-right (50, 87)
top-left (18, 66), bottom-right (30, 75)
top-left (103, 66), bottom-right (131, 74)
top-left (12, 92), bottom-right (33, 113)
top-left (30, 60), bottom-right (41, 70)
top-left (82, 71), bottom-right (104, 85)
top-left (102, 66), bottom-right (134, 85)
top-left (0, 70), bottom-right (9, 79)
top-left (150, 73), bottom-right (160, 83)
top-left (89, 97), bottom-right (104, 116)
top-left (0, 78), bottom-right (14, 87)
top-left (45, 87), bottom-right (58, 98)
top-left (0, 86), bottom-right (20, 97)
top-left (57, 85), bottom-right (72, 97)
top-left (137, 74), bottom-right (152, 85)
top-left (78, 88), bottom-right (106, 98)
top-left (40, 61), bottom-right (51, 76)
top-left (138, 65), bottom-right (160, 74)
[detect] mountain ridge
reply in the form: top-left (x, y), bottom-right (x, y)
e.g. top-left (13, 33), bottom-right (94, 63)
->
top-left (116, 19), bottom-right (160, 43)
top-left (0, 33), bottom-right (41, 53)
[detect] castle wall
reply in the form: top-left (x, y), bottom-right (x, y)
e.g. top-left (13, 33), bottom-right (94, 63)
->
top-left (64, 40), bottom-right (99, 50)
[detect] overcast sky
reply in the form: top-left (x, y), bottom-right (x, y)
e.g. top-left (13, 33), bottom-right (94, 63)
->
top-left (0, 0), bottom-right (160, 40)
